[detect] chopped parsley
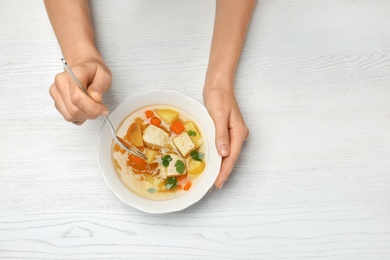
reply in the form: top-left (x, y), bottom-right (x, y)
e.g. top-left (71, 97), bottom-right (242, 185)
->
top-left (187, 130), bottom-right (197, 137)
top-left (165, 177), bottom-right (178, 190)
top-left (175, 160), bottom-right (186, 174)
top-left (162, 155), bottom-right (172, 167)
top-left (190, 150), bottom-right (204, 162)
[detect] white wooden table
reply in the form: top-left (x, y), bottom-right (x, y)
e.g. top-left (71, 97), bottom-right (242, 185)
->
top-left (1, 1), bottom-right (390, 259)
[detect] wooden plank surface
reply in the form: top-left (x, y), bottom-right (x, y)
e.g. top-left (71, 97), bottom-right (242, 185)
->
top-left (1, 0), bottom-right (390, 259)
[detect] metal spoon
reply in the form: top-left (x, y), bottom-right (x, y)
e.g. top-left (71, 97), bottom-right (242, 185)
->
top-left (61, 59), bottom-right (147, 160)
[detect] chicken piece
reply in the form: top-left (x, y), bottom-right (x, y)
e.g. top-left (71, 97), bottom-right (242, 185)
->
top-left (173, 132), bottom-right (195, 157)
top-left (142, 125), bottom-right (169, 149)
top-left (160, 153), bottom-right (186, 177)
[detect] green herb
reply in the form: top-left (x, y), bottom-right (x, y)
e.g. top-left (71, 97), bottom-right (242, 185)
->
top-left (175, 160), bottom-right (186, 174)
top-left (190, 150), bottom-right (204, 161)
top-left (187, 130), bottom-right (197, 137)
top-left (146, 188), bottom-right (157, 193)
top-left (162, 155), bottom-right (172, 167)
top-left (165, 177), bottom-right (178, 190)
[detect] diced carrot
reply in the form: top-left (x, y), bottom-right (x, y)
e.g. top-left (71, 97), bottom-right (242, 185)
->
top-left (184, 181), bottom-right (192, 191)
top-left (170, 120), bottom-right (185, 134)
top-left (150, 117), bottom-right (161, 126)
top-left (145, 110), bottom-right (154, 119)
top-left (176, 174), bottom-right (187, 182)
top-left (129, 154), bottom-right (146, 167)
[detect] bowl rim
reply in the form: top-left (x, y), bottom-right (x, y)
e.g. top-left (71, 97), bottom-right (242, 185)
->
top-left (97, 89), bottom-right (221, 214)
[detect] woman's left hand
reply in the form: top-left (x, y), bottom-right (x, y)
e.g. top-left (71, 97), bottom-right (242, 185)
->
top-left (203, 83), bottom-right (249, 189)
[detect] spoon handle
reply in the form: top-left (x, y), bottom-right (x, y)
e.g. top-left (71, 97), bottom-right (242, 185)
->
top-left (61, 59), bottom-right (90, 96)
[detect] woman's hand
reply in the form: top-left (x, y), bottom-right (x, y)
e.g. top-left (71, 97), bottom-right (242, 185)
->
top-left (49, 60), bottom-right (112, 125)
top-left (203, 83), bottom-right (249, 189)
top-left (203, 0), bottom-right (255, 188)
top-left (45, 0), bottom-right (111, 125)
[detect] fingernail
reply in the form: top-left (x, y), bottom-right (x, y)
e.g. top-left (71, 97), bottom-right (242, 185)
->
top-left (101, 110), bottom-right (109, 116)
top-left (208, 186), bottom-right (213, 193)
top-left (219, 183), bottom-right (224, 189)
top-left (220, 146), bottom-right (229, 157)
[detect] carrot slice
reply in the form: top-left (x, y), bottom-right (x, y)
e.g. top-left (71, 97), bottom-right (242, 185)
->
top-left (170, 120), bottom-right (185, 134)
top-left (184, 182), bottom-right (192, 191)
top-left (176, 174), bottom-right (187, 182)
top-left (145, 110), bottom-right (154, 119)
top-left (129, 154), bottom-right (146, 167)
top-left (150, 117), bottom-right (161, 126)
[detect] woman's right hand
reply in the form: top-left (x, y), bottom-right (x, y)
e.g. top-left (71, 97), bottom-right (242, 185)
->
top-left (49, 59), bottom-right (112, 125)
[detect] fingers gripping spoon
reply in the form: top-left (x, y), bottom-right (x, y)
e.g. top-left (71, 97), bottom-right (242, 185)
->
top-left (61, 58), bottom-right (147, 160)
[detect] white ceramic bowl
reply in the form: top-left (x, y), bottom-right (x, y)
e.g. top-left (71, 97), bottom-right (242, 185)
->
top-left (97, 89), bottom-right (221, 214)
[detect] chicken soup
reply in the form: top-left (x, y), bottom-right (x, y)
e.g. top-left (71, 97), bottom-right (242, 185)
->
top-left (112, 105), bottom-right (207, 200)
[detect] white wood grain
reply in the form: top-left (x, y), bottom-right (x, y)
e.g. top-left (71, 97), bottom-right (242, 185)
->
top-left (1, 0), bottom-right (390, 259)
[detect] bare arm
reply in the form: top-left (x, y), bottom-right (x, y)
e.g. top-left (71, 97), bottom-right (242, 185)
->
top-left (44, 0), bottom-right (101, 65)
top-left (45, 0), bottom-right (111, 124)
top-left (204, 0), bottom-right (256, 188)
top-left (206, 0), bottom-right (256, 85)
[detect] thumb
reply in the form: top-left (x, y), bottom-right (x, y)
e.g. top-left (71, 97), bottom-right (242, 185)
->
top-left (87, 75), bottom-right (111, 104)
top-left (87, 65), bottom-right (112, 103)
top-left (88, 84), bottom-right (105, 103)
top-left (214, 114), bottom-right (230, 157)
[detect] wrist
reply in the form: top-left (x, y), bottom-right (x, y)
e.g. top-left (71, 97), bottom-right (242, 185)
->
top-left (204, 71), bottom-right (235, 90)
top-left (64, 45), bottom-right (103, 67)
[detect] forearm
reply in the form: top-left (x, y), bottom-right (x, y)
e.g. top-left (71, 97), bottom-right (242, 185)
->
top-left (44, 0), bottom-right (102, 65)
top-left (206, 0), bottom-right (256, 87)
